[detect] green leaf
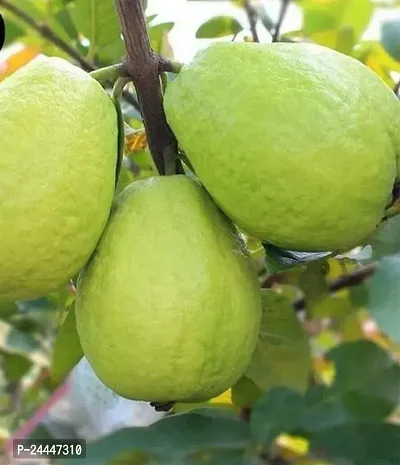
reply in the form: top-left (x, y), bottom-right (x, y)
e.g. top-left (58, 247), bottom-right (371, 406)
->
top-left (327, 340), bottom-right (400, 420)
top-left (250, 387), bottom-right (304, 448)
top-left (51, 303), bottom-right (83, 385)
top-left (309, 422), bottom-right (400, 465)
top-left (148, 22), bottom-right (175, 57)
top-left (196, 16), bottom-right (243, 39)
top-left (382, 19), bottom-right (400, 61)
top-left (301, 0), bottom-right (373, 50)
top-left (231, 376), bottom-right (263, 408)
top-left (368, 256), bottom-right (400, 343)
top-left (2, 352), bottom-right (32, 382)
top-left (4, 19), bottom-right (24, 45)
top-left (65, 409), bottom-right (250, 465)
top-left (313, 294), bottom-right (357, 318)
top-left (263, 243), bottom-right (332, 273)
top-left (298, 262), bottom-right (329, 309)
top-left (54, 6), bottom-right (79, 40)
top-left (243, 291), bottom-right (311, 395)
top-left (300, 385), bottom-right (354, 433)
top-left (187, 449), bottom-right (248, 465)
top-left (72, 0), bottom-right (124, 60)
top-left (368, 216), bottom-right (400, 261)
top-left (0, 301), bottom-right (18, 320)
top-left (335, 25), bottom-right (356, 55)
top-left (0, 320), bottom-right (48, 366)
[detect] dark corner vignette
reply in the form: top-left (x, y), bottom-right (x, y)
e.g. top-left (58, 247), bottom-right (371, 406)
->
top-left (0, 12), bottom-right (4, 51)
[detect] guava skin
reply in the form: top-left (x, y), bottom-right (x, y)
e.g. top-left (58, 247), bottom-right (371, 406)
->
top-left (75, 175), bottom-right (262, 403)
top-left (164, 42), bottom-right (400, 252)
top-left (0, 56), bottom-right (117, 300)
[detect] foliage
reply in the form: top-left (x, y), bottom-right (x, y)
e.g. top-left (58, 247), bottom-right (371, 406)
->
top-left (0, 0), bottom-right (400, 464)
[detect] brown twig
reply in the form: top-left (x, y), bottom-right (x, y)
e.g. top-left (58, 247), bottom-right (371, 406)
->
top-left (293, 264), bottom-right (376, 311)
top-left (272, 0), bottom-right (290, 42)
top-left (115, 0), bottom-right (180, 175)
top-left (244, 0), bottom-right (260, 43)
top-left (394, 78), bottom-right (400, 97)
top-left (0, 0), bottom-right (95, 71)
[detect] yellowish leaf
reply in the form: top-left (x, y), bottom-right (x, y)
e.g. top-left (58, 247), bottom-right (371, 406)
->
top-left (125, 127), bottom-right (147, 153)
top-left (276, 434), bottom-right (309, 458)
top-left (210, 389), bottom-right (232, 405)
top-left (0, 45), bottom-right (41, 81)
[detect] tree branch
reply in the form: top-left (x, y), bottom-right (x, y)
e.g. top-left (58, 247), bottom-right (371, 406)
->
top-left (272, 0), bottom-right (290, 42)
top-left (394, 78), bottom-right (400, 98)
top-left (244, 0), bottom-right (260, 43)
top-left (0, 0), bottom-right (142, 113)
top-left (293, 264), bottom-right (376, 311)
top-left (0, 0), bottom-right (95, 72)
top-left (115, 0), bottom-right (180, 175)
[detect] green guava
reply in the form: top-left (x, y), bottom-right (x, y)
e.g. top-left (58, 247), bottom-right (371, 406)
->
top-left (0, 56), bottom-right (117, 301)
top-left (75, 175), bottom-right (262, 403)
top-left (164, 42), bottom-right (400, 252)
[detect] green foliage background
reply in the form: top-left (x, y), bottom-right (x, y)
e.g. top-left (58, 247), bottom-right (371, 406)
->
top-left (0, 0), bottom-right (400, 464)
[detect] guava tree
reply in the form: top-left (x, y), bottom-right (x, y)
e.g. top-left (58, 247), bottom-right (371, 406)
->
top-left (0, 1), bottom-right (400, 465)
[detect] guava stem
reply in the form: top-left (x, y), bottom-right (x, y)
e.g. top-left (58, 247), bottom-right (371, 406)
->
top-left (272, 0), bottom-right (290, 42)
top-left (112, 78), bottom-right (131, 185)
top-left (244, 0), bottom-right (260, 43)
top-left (158, 58), bottom-right (184, 74)
top-left (114, 0), bottom-right (182, 175)
top-left (90, 63), bottom-right (126, 85)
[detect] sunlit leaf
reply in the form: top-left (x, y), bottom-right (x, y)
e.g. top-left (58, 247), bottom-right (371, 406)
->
top-left (149, 22), bottom-right (175, 57)
top-left (301, 0), bottom-right (373, 51)
top-left (243, 291), bottom-right (311, 394)
top-left (355, 41), bottom-right (400, 86)
top-left (196, 16), bottom-right (243, 39)
top-left (73, 0), bottom-right (124, 60)
top-left (51, 303), bottom-right (83, 385)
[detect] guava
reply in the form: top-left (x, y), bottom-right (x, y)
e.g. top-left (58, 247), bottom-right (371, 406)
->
top-left (0, 56), bottom-right (117, 300)
top-left (164, 42), bottom-right (400, 252)
top-left (75, 175), bottom-right (262, 403)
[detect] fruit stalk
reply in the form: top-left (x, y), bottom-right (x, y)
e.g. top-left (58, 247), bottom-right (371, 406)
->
top-left (90, 63), bottom-right (126, 85)
top-left (244, 1), bottom-right (260, 43)
top-left (114, 0), bottom-right (180, 175)
top-left (272, 0), bottom-right (291, 42)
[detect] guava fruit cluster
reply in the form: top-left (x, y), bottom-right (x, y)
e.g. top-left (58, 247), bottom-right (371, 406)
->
top-left (1, 41), bottom-right (399, 404)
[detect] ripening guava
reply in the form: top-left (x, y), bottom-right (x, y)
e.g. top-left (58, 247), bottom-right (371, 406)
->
top-left (75, 175), bottom-right (262, 403)
top-left (0, 56), bottom-right (117, 301)
top-left (164, 42), bottom-right (400, 252)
